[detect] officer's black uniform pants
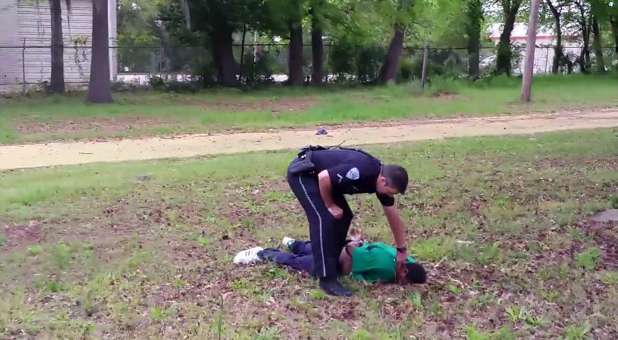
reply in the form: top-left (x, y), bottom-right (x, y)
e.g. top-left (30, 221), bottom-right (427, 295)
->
top-left (287, 166), bottom-right (353, 279)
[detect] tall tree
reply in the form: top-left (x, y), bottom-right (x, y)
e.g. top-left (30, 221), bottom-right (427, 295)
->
top-left (496, 0), bottom-right (523, 76)
top-left (612, 15), bottom-right (618, 53)
top-left (179, 1), bottom-right (261, 86)
top-left (589, 0), bottom-right (616, 71)
top-left (117, 0), bottom-right (163, 73)
top-left (87, 0), bottom-right (113, 103)
top-left (288, 2), bottom-right (305, 86)
top-left (588, 0), bottom-right (618, 65)
top-left (466, 0), bottom-right (483, 79)
top-left (606, 1), bottom-right (618, 53)
top-left (261, 0), bottom-right (307, 86)
top-left (378, 0), bottom-right (416, 84)
top-left (591, 14), bottom-right (605, 72)
top-left (310, 0), bottom-right (326, 85)
top-left (379, 23), bottom-right (405, 83)
top-left (49, 0), bottom-right (71, 93)
top-left (574, 0), bottom-right (591, 73)
top-left (545, 0), bottom-right (566, 74)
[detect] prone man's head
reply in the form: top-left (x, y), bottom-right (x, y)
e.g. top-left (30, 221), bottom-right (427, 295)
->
top-left (405, 262), bottom-right (427, 284)
top-left (377, 164), bottom-right (409, 196)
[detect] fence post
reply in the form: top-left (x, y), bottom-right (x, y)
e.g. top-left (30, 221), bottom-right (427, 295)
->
top-left (544, 47), bottom-right (549, 74)
top-left (159, 44), bottom-right (163, 78)
top-left (21, 38), bottom-right (26, 95)
top-left (421, 44), bottom-right (429, 88)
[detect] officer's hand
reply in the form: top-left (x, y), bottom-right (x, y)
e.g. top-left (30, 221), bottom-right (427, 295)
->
top-left (395, 251), bottom-right (409, 285)
top-left (328, 205), bottom-right (344, 219)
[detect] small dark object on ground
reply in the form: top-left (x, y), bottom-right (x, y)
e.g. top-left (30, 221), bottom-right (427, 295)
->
top-left (316, 127), bottom-right (328, 135)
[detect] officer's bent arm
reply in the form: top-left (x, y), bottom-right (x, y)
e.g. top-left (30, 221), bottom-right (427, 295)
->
top-left (383, 205), bottom-right (407, 249)
top-left (317, 170), bottom-right (337, 209)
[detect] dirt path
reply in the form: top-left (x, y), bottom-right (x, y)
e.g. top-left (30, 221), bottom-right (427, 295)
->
top-left (1, 108), bottom-right (618, 170)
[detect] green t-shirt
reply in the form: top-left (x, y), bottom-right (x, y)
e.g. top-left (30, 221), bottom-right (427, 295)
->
top-left (351, 242), bottom-right (415, 283)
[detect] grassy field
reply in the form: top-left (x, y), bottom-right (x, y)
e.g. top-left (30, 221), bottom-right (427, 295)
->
top-left (1, 129), bottom-right (617, 338)
top-left (1, 74), bottom-right (617, 145)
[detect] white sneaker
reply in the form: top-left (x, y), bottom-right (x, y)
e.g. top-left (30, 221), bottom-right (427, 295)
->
top-left (233, 247), bottom-right (264, 264)
top-left (281, 237), bottom-right (295, 250)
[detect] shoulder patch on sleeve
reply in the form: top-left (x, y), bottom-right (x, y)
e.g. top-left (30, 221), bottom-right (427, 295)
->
top-left (346, 167), bottom-right (360, 180)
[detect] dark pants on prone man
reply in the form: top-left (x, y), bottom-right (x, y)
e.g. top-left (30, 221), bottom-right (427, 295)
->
top-left (287, 158), bottom-right (353, 280)
top-left (258, 241), bottom-right (317, 275)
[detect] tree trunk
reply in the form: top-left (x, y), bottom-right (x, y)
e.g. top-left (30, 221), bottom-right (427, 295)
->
top-left (49, 0), bottom-right (65, 93)
top-left (379, 25), bottom-right (405, 84)
top-left (610, 16), bottom-right (618, 55)
top-left (546, 0), bottom-right (563, 74)
top-left (579, 41), bottom-right (590, 73)
top-left (288, 20), bottom-right (304, 86)
top-left (576, 2), bottom-right (591, 73)
top-left (311, 10), bottom-right (324, 86)
top-left (211, 29), bottom-right (240, 87)
top-left (552, 22), bottom-right (563, 74)
top-left (591, 16), bottom-right (605, 73)
top-left (496, 3), bottom-right (519, 76)
top-left (156, 22), bottom-right (171, 78)
top-left (521, 0), bottom-right (540, 102)
top-left (240, 25), bottom-right (247, 84)
top-left (466, 0), bottom-right (482, 79)
top-left (87, 0), bottom-right (112, 103)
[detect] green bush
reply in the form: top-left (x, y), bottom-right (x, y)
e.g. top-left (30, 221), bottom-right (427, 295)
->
top-left (244, 50), bottom-right (278, 84)
top-left (329, 41), bottom-right (357, 81)
top-left (472, 74), bottom-right (519, 88)
top-left (427, 76), bottom-right (462, 96)
top-left (148, 76), bottom-right (166, 90)
top-left (356, 45), bottom-right (385, 83)
top-left (164, 80), bottom-right (201, 93)
top-left (148, 76), bottom-right (201, 93)
top-left (405, 48), bottom-right (467, 81)
top-left (398, 58), bottom-right (416, 82)
top-left (192, 61), bottom-right (217, 87)
top-left (610, 195), bottom-right (618, 209)
top-left (329, 40), bottom-right (385, 83)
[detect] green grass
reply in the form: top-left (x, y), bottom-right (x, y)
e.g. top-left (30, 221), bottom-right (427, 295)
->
top-left (0, 128), bottom-right (617, 338)
top-left (1, 74), bottom-right (617, 144)
top-left (575, 247), bottom-right (602, 271)
top-left (564, 323), bottom-right (591, 340)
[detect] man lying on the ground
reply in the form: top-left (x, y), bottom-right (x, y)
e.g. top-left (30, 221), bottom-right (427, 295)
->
top-left (233, 236), bottom-right (427, 285)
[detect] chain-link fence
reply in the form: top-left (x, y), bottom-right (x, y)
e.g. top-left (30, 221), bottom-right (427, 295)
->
top-left (115, 44), bottom-right (617, 85)
top-left (1, 43), bottom-right (616, 93)
top-left (0, 43), bottom-right (110, 93)
top-left (114, 43), bottom-right (336, 86)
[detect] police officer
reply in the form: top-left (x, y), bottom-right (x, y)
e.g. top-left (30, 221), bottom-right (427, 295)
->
top-left (287, 146), bottom-right (410, 296)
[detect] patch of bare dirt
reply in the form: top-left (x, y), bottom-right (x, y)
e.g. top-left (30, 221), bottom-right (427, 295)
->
top-left (2, 220), bottom-right (42, 250)
top-left (578, 209), bottom-right (618, 268)
top-left (15, 116), bottom-right (174, 134)
top-left (2, 109), bottom-right (618, 170)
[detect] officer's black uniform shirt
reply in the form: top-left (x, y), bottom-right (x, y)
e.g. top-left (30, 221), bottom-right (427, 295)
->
top-left (310, 149), bottom-right (395, 207)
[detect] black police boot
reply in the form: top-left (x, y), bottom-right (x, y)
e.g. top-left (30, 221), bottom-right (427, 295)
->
top-left (319, 277), bottom-right (352, 297)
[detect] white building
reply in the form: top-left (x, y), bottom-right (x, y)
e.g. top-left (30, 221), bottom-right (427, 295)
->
top-left (0, 0), bottom-right (117, 92)
top-left (488, 23), bottom-right (581, 74)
